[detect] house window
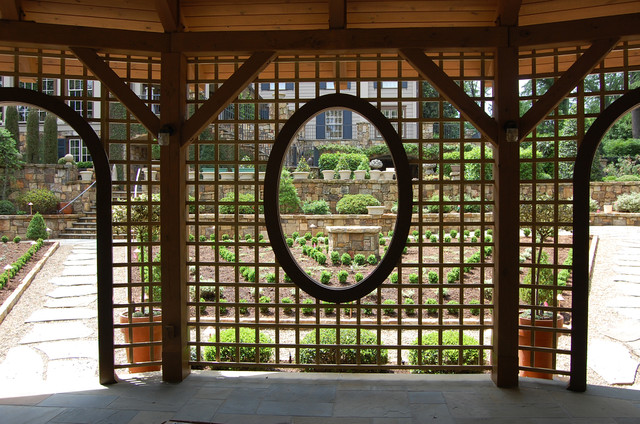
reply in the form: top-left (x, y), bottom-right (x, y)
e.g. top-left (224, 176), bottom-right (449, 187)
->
top-left (18, 81), bottom-right (50, 122)
top-left (141, 84), bottom-right (161, 115)
top-left (261, 83), bottom-right (294, 91)
top-left (326, 109), bottom-right (343, 139)
top-left (69, 138), bottom-right (92, 162)
top-left (68, 79), bottom-right (94, 118)
top-left (375, 107), bottom-right (404, 138)
top-left (381, 81), bottom-right (398, 89)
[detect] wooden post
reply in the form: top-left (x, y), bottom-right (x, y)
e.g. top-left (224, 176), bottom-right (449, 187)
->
top-left (160, 51), bottom-right (189, 382)
top-left (491, 44), bottom-right (520, 388)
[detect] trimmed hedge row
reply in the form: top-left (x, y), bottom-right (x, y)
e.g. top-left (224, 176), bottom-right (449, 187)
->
top-left (0, 238), bottom-right (44, 288)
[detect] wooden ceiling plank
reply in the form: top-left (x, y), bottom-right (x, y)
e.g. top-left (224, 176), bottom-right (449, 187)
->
top-left (181, 50), bottom-right (277, 146)
top-left (71, 47), bottom-right (161, 135)
top-left (155, 0), bottom-right (182, 32)
top-left (329, 0), bottom-right (346, 29)
top-left (0, 0), bottom-right (21, 20)
top-left (399, 47), bottom-right (498, 143)
top-left (495, 0), bottom-right (521, 26)
top-left (519, 37), bottom-right (620, 140)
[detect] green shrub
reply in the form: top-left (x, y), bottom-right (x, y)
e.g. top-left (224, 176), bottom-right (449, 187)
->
top-left (615, 192), bottom-right (640, 212)
top-left (353, 254), bottom-right (366, 266)
top-left (340, 253), bottom-right (352, 266)
top-left (299, 328), bottom-right (388, 367)
top-left (259, 295), bottom-right (271, 313)
top-left (203, 327), bottom-right (273, 363)
top-left (389, 272), bottom-right (398, 284)
top-left (264, 272), bottom-right (276, 283)
top-left (302, 298), bottom-right (314, 315)
top-left (286, 237), bottom-right (294, 247)
top-left (281, 297), bottom-right (294, 313)
top-left (523, 228), bottom-right (531, 237)
top-left (367, 254), bottom-right (378, 265)
top-left (320, 270), bottom-right (332, 284)
top-left (602, 138), bottom-right (640, 157)
top-left (408, 273), bottom-right (419, 284)
top-left (219, 192), bottom-right (261, 214)
top-left (469, 299), bottom-right (481, 316)
top-left (336, 194), bottom-right (381, 214)
top-left (354, 272), bottom-right (364, 283)
top-left (13, 236), bottom-right (20, 243)
top-left (616, 174), bottom-right (640, 181)
top-left (408, 330), bottom-right (483, 373)
top-left (301, 200), bottom-right (330, 214)
top-left (427, 271), bottom-right (438, 285)
top-left (279, 169), bottom-right (301, 213)
top-left (425, 298), bottom-right (438, 315)
top-left (382, 299), bottom-right (395, 315)
top-left (0, 200), bottom-right (16, 215)
top-left (292, 231), bottom-right (299, 239)
top-left (330, 251), bottom-right (341, 265)
top-left (26, 212), bottom-right (48, 240)
top-left (17, 189), bottom-right (58, 214)
top-left (426, 194), bottom-right (453, 213)
top-left (315, 252), bottom-right (327, 265)
top-left (446, 301), bottom-right (460, 315)
top-left (404, 298), bottom-right (416, 315)
top-left (337, 270), bottom-right (348, 283)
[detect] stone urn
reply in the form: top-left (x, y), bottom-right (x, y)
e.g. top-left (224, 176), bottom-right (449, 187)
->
top-left (338, 170), bottom-right (352, 180)
top-left (369, 169), bottom-right (382, 180)
top-left (353, 170), bottom-right (367, 180)
top-left (291, 171), bottom-right (308, 180)
top-left (367, 205), bottom-right (385, 215)
top-left (201, 171), bottom-right (215, 181)
top-left (79, 170), bottom-right (93, 181)
top-left (322, 170), bottom-right (335, 180)
top-left (382, 169), bottom-right (395, 180)
top-left (219, 171), bottom-right (234, 181)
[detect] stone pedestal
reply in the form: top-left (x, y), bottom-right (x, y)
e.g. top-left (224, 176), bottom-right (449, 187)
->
top-left (327, 225), bottom-right (382, 259)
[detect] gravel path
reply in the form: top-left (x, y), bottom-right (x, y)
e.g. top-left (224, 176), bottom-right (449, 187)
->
top-left (0, 230), bottom-right (637, 389)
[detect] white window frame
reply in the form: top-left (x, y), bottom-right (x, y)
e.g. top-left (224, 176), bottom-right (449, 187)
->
top-left (68, 138), bottom-right (92, 162)
top-left (67, 79), bottom-right (94, 118)
top-left (326, 109), bottom-right (343, 139)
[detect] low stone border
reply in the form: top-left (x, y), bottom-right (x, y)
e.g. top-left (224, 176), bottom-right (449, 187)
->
top-left (0, 241), bottom-right (59, 326)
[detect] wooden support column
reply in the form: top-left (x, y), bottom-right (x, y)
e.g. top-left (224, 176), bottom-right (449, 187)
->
top-left (491, 44), bottom-right (521, 388)
top-left (160, 51), bottom-right (189, 382)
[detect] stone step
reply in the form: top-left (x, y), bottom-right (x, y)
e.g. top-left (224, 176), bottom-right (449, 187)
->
top-left (59, 233), bottom-right (96, 239)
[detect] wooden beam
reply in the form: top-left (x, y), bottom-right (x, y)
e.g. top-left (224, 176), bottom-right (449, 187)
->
top-left (155, 0), bottom-right (182, 33)
top-left (519, 38), bottom-right (619, 140)
top-left (181, 50), bottom-right (277, 146)
top-left (0, 0), bottom-right (20, 20)
top-left (0, 20), bottom-right (166, 55)
top-left (399, 48), bottom-right (498, 144)
top-left (329, 0), bottom-right (346, 29)
top-left (492, 45), bottom-right (521, 389)
top-left (495, 0), bottom-right (521, 26)
top-left (517, 13), bottom-right (640, 48)
top-left (71, 47), bottom-right (161, 136)
top-left (160, 51), bottom-right (189, 383)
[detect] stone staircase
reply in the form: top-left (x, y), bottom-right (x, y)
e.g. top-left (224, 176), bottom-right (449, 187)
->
top-left (58, 204), bottom-right (96, 239)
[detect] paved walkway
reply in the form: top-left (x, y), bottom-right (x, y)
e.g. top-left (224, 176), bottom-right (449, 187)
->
top-left (0, 240), bottom-right (98, 388)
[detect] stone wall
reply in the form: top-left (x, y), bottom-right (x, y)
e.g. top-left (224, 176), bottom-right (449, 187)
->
top-left (590, 212), bottom-right (640, 226)
top-left (0, 214), bottom-right (80, 238)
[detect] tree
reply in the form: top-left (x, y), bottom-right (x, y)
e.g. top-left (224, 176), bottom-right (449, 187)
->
top-left (279, 169), bottom-right (300, 213)
top-left (26, 109), bottom-right (40, 163)
top-left (4, 106), bottom-right (19, 148)
top-left (0, 128), bottom-right (24, 200)
top-left (26, 212), bottom-right (48, 240)
top-left (43, 113), bottom-right (58, 164)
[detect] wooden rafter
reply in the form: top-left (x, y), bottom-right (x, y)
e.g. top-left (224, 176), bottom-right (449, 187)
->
top-left (399, 48), bottom-right (498, 144)
top-left (71, 47), bottom-right (161, 136)
top-left (0, 0), bottom-right (21, 20)
top-left (519, 38), bottom-right (620, 140)
top-left (329, 0), bottom-right (346, 29)
top-left (155, 0), bottom-right (182, 32)
top-left (495, 0), bottom-right (521, 26)
top-left (181, 50), bottom-right (277, 146)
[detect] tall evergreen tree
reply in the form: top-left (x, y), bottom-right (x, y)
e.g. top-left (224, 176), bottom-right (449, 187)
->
top-left (25, 109), bottom-right (40, 163)
top-left (4, 106), bottom-right (19, 148)
top-left (43, 113), bottom-right (58, 164)
top-left (0, 128), bottom-right (24, 200)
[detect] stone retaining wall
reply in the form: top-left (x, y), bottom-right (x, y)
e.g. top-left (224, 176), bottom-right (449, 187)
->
top-left (0, 214), bottom-right (79, 238)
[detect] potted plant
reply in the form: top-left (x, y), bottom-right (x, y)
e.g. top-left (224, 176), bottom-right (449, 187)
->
top-left (336, 155), bottom-right (352, 180)
top-left (518, 193), bottom-right (572, 379)
top-left (292, 155), bottom-right (311, 180)
top-left (353, 157), bottom-right (370, 180)
top-left (369, 159), bottom-right (383, 180)
top-left (239, 155), bottom-right (254, 180)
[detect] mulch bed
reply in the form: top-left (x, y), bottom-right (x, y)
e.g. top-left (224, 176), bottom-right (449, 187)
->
top-left (0, 241), bottom-right (52, 307)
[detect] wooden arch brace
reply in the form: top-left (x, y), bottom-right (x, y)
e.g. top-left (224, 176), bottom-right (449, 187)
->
top-left (519, 37), bottom-right (620, 141)
top-left (180, 50), bottom-right (277, 147)
top-left (70, 47), bottom-right (162, 136)
top-left (399, 48), bottom-right (499, 145)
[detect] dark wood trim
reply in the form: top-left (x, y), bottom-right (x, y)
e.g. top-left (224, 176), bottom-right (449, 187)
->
top-left (329, 0), bottom-right (346, 29)
top-left (155, 0), bottom-right (182, 33)
top-left (71, 47), bottom-right (162, 136)
top-left (491, 46), bottom-right (520, 388)
top-left (519, 38), bottom-right (619, 141)
top-left (572, 88), bottom-right (640, 392)
top-left (400, 48), bottom-right (498, 145)
top-left (181, 50), bottom-right (277, 146)
top-left (495, 0), bottom-right (521, 26)
top-left (0, 0), bottom-right (20, 20)
top-left (160, 51), bottom-right (189, 383)
top-left (0, 87), bottom-right (115, 385)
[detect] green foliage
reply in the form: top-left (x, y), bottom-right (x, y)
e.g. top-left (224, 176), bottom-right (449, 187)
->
top-left (340, 253), bottom-right (352, 266)
top-left (426, 194), bottom-right (453, 213)
top-left (602, 139), bottom-right (640, 158)
top-left (203, 327), bottom-right (273, 363)
top-left (0, 200), bottom-right (16, 215)
top-left (286, 237), bottom-right (294, 247)
top-left (469, 299), bottom-right (481, 316)
top-left (389, 272), bottom-right (398, 284)
top-left (281, 297), bottom-right (294, 314)
top-left (408, 273), bottom-right (419, 284)
top-left (26, 212), bottom-right (48, 240)
top-left (13, 236), bottom-right (20, 243)
top-left (1, 236), bottom-right (7, 243)
top-left (315, 252), bottom-right (327, 265)
top-left (615, 192), bottom-right (640, 212)
top-left (427, 271), bottom-right (438, 285)
top-left (299, 328), bottom-right (388, 367)
top-left (446, 301), bottom-right (460, 315)
top-left (295, 155), bottom-right (311, 172)
top-left (354, 272), bottom-right (364, 282)
top-left (336, 194), bottom-right (381, 214)
top-left (259, 295), bottom-right (271, 313)
top-left (353, 253), bottom-right (366, 266)
top-left (43, 114), bottom-right (58, 164)
top-left (0, 128), bottom-right (24, 200)
top-left (219, 192), bottom-right (261, 214)
top-left (408, 330), bottom-right (483, 373)
top-left (301, 199), bottom-right (330, 214)
top-left (302, 298), bottom-right (314, 315)
top-left (26, 109), bottom-right (40, 164)
top-left (4, 106), bottom-right (19, 145)
top-left (519, 251), bottom-right (555, 306)
top-left (367, 254), bottom-right (378, 265)
top-left (320, 270), bottom-right (332, 284)
top-left (337, 270), bottom-right (348, 283)
top-left (319, 152), bottom-right (369, 173)
top-left (603, 155), bottom-right (640, 179)
top-left (279, 170), bottom-right (301, 213)
top-left (0, 238), bottom-right (43, 289)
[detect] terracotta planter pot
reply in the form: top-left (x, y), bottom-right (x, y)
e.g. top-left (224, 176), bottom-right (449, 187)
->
top-left (119, 312), bottom-right (162, 373)
top-left (58, 201), bottom-right (73, 214)
top-left (518, 314), bottom-right (564, 379)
